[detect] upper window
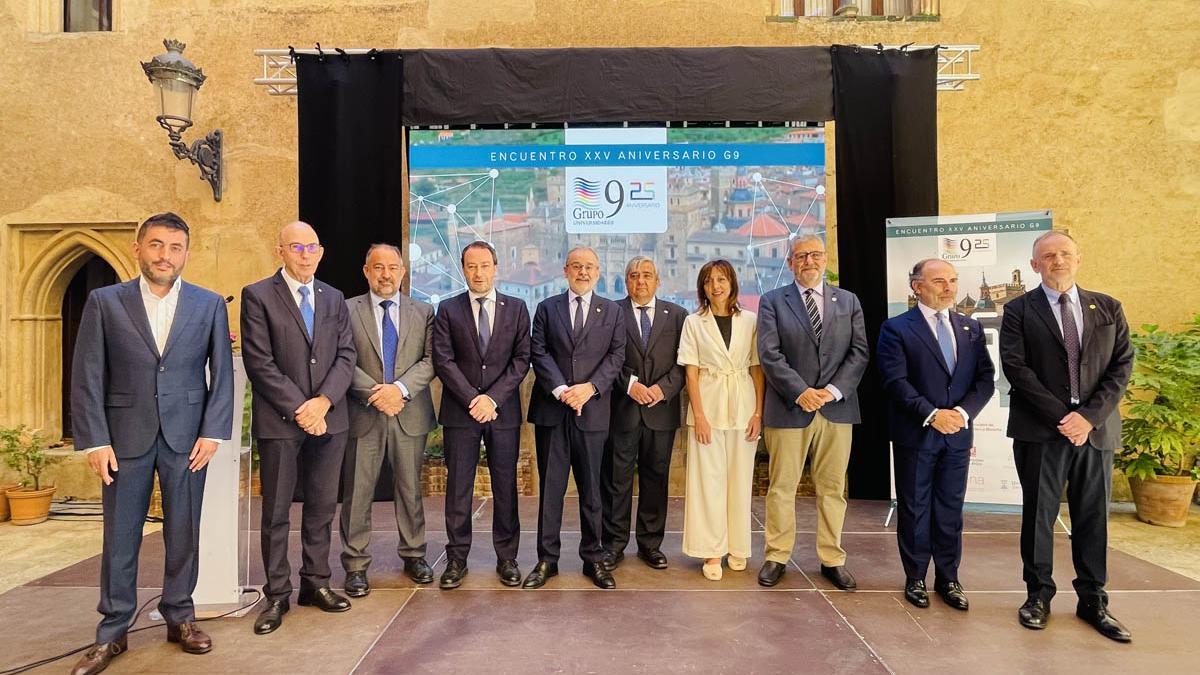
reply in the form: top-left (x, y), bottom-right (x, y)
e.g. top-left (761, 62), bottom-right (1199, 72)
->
top-left (777, 1), bottom-right (940, 19)
top-left (65, 0), bottom-right (112, 32)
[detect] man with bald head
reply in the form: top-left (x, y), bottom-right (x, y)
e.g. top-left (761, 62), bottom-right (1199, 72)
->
top-left (1000, 231), bottom-right (1133, 641)
top-left (877, 259), bottom-right (994, 611)
top-left (241, 221), bottom-right (357, 635)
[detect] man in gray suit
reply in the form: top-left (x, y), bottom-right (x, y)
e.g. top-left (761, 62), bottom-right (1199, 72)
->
top-left (70, 212), bottom-right (233, 675)
top-left (340, 243), bottom-right (437, 595)
top-left (756, 235), bottom-right (869, 589)
top-left (241, 221), bottom-right (356, 635)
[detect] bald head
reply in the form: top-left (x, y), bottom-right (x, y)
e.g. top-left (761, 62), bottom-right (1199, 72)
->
top-left (276, 220), bottom-right (324, 283)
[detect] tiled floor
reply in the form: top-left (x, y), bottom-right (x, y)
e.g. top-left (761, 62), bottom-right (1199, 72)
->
top-left (3, 497), bottom-right (1199, 674)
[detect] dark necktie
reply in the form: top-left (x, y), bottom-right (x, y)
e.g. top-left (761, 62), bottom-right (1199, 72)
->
top-left (477, 297), bottom-right (491, 352)
top-left (573, 296), bottom-right (585, 338)
top-left (935, 312), bottom-right (956, 373)
top-left (638, 305), bottom-right (651, 350)
top-left (804, 288), bottom-right (823, 341)
top-left (298, 286), bottom-right (314, 339)
top-left (1059, 293), bottom-right (1081, 402)
top-left (381, 299), bottom-right (397, 382)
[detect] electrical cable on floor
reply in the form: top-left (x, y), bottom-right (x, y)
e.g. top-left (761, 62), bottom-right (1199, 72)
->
top-left (0, 588), bottom-right (263, 675)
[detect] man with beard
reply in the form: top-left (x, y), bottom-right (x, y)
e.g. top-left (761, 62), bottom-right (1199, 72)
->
top-left (70, 212), bottom-right (233, 674)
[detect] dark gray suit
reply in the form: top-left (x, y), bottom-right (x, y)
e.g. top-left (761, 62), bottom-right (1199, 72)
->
top-left (71, 278), bottom-right (233, 644)
top-left (602, 297), bottom-right (686, 555)
top-left (241, 270), bottom-right (356, 601)
top-left (340, 292), bottom-right (436, 570)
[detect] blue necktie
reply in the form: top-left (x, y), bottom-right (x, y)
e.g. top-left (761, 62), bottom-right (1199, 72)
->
top-left (298, 286), bottom-right (314, 339)
top-left (935, 312), bottom-right (956, 373)
top-left (477, 297), bottom-right (491, 352)
top-left (638, 305), bottom-right (651, 350)
top-left (381, 300), bottom-right (397, 381)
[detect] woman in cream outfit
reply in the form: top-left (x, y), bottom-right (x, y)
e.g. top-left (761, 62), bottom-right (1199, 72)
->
top-left (678, 260), bottom-right (765, 580)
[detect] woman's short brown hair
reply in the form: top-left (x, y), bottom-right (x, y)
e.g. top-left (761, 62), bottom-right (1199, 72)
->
top-left (696, 259), bottom-right (740, 315)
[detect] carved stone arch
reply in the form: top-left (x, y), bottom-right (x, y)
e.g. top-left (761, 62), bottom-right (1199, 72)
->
top-left (17, 228), bottom-right (136, 317)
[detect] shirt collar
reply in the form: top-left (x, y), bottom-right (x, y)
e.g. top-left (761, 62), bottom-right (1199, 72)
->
top-left (139, 274), bottom-right (182, 302)
top-left (469, 288), bottom-right (497, 304)
top-left (280, 267), bottom-right (314, 296)
top-left (568, 289), bottom-right (594, 305)
top-left (1041, 283), bottom-right (1079, 306)
top-left (795, 280), bottom-right (824, 296)
top-left (632, 296), bottom-right (656, 311)
top-left (916, 302), bottom-right (950, 322)
top-left (370, 290), bottom-right (400, 308)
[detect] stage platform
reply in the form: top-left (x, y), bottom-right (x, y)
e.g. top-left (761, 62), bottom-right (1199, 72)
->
top-left (3, 497), bottom-right (1197, 674)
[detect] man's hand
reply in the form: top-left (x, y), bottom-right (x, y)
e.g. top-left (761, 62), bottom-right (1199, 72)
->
top-left (300, 417), bottom-right (328, 437)
top-left (88, 446), bottom-right (119, 486)
top-left (469, 395), bottom-right (499, 423)
top-left (797, 388), bottom-right (827, 413)
top-left (629, 381), bottom-right (655, 405)
top-left (367, 384), bottom-right (406, 416)
top-left (188, 438), bottom-right (219, 472)
top-left (1058, 412), bottom-right (1093, 447)
top-left (560, 383), bottom-right (596, 415)
top-left (645, 384), bottom-right (666, 407)
top-left (295, 395), bottom-right (333, 429)
top-left (930, 409), bottom-right (966, 435)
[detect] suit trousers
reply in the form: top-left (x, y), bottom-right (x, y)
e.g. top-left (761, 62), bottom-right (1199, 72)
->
top-left (534, 420), bottom-right (606, 564)
top-left (259, 433), bottom-right (347, 601)
top-left (602, 425), bottom-right (676, 554)
top-left (443, 425), bottom-right (521, 562)
top-left (340, 416), bottom-right (428, 571)
top-left (681, 428), bottom-right (755, 559)
top-left (1013, 439), bottom-right (1113, 607)
top-left (892, 442), bottom-right (970, 583)
top-left (764, 415), bottom-right (853, 566)
top-left (97, 433), bottom-right (205, 643)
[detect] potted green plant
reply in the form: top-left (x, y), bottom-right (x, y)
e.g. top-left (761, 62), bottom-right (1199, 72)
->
top-left (1117, 315), bottom-right (1200, 527)
top-left (0, 425), bottom-right (65, 525)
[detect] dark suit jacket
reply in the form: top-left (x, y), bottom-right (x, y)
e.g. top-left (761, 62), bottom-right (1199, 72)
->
top-left (757, 283), bottom-right (870, 428)
top-left (527, 292), bottom-right (626, 432)
top-left (240, 270), bottom-right (356, 440)
top-left (70, 278), bottom-right (234, 458)
top-left (877, 307), bottom-right (995, 450)
top-left (346, 292), bottom-right (437, 438)
top-left (1000, 285), bottom-right (1132, 450)
top-left (433, 291), bottom-right (531, 429)
top-left (611, 297), bottom-right (687, 432)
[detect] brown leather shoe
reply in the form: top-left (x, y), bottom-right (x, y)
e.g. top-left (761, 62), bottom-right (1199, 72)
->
top-left (70, 637), bottom-right (127, 675)
top-left (167, 621), bottom-right (213, 654)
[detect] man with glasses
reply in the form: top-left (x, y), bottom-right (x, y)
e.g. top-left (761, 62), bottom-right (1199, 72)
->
top-left (524, 247), bottom-right (626, 589)
top-left (756, 235), bottom-right (869, 589)
top-left (241, 221), bottom-right (357, 635)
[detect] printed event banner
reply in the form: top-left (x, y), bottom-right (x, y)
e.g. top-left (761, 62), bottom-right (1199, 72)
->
top-left (885, 211), bottom-right (1053, 508)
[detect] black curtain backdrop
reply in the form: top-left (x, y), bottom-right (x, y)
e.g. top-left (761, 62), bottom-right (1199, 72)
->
top-left (832, 46), bottom-right (940, 499)
top-left (297, 51), bottom-right (405, 299)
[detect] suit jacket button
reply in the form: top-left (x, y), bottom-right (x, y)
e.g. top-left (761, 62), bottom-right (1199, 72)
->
top-left (482, 365), bottom-right (487, 370)
top-left (159, 366), bottom-right (166, 372)
top-left (310, 358), bottom-right (317, 364)
top-left (281, 415), bottom-right (287, 420)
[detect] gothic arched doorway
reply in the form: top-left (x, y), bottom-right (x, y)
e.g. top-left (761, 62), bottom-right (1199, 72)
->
top-left (60, 254), bottom-right (118, 439)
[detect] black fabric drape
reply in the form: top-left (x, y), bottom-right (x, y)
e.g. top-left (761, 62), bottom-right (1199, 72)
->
top-left (402, 47), bottom-right (833, 124)
top-left (297, 51), bottom-right (404, 299)
top-left (832, 46), bottom-right (939, 500)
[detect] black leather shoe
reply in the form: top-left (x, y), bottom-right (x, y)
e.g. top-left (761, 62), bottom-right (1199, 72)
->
top-left (583, 561), bottom-right (617, 589)
top-left (297, 586), bottom-right (351, 613)
top-left (1077, 604), bottom-right (1132, 643)
top-left (600, 549), bottom-right (625, 572)
top-left (935, 581), bottom-right (969, 611)
top-left (496, 559), bottom-right (522, 587)
top-left (821, 565), bottom-right (857, 591)
top-left (637, 548), bottom-right (669, 569)
top-left (758, 561), bottom-right (786, 587)
top-left (344, 570), bottom-right (370, 598)
top-left (440, 559), bottom-right (468, 590)
top-left (403, 557), bottom-right (434, 584)
top-left (70, 636), bottom-right (127, 675)
top-left (1018, 597), bottom-right (1049, 630)
top-left (522, 561), bottom-right (559, 589)
top-left (253, 599), bottom-right (290, 635)
top-left (904, 579), bottom-right (929, 608)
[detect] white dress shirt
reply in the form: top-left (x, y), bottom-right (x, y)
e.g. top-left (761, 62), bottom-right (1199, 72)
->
top-left (468, 288), bottom-right (498, 336)
top-left (280, 267), bottom-right (315, 309)
top-left (553, 290), bottom-right (595, 400)
top-left (793, 281), bottom-right (843, 403)
top-left (626, 297), bottom-right (657, 394)
top-left (916, 302), bottom-right (970, 428)
top-left (369, 290), bottom-right (410, 399)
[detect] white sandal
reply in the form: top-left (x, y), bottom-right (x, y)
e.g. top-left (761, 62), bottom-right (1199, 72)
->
top-left (702, 559), bottom-right (723, 581)
top-left (727, 555), bottom-right (747, 571)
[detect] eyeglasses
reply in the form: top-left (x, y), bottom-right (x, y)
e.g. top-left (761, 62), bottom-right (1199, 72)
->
top-left (286, 243), bottom-right (322, 254)
top-left (791, 251), bottom-right (826, 262)
top-left (567, 263), bottom-right (598, 273)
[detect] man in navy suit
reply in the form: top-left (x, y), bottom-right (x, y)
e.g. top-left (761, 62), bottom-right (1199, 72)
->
top-left (524, 246), bottom-right (626, 589)
top-left (877, 258), bottom-right (994, 611)
top-left (70, 212), bottom-right (233, 675)
top-left (433, 241), bottom-right (531, 589)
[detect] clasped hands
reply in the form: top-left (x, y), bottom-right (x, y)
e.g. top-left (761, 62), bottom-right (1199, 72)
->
top-left (930, 409), bottom-right (966, 435)
top-left (797, 387), bottom-right (835, 413)
top-left (295, 394), bottom-right (332, 435)
top-left (559, 383), bottom-right (597, 416)
top-left (629, 381), bottom-right (666, 407)
top-left (1057, 411), bottom-right (1093, 446)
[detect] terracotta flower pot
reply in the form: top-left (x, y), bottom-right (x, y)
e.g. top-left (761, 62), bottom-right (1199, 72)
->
top-left (0, 481), bottom-right (23, 522)
top-left (1128, 475), bottom-right (1198, 528)
top-left (5, 485), bottom-right (56, 526)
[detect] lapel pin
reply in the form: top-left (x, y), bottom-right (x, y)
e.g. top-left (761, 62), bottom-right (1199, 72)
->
top-left (316, 287), bottom-right (322, 292)
top-left (831, 297), bottom-right (838, 302)
top-left (962, 325), bottom-right (969, 331)
top-left (595, 307), bottom-right (601, 313)
top-left (1088, 304), bottom-right (1096, 310)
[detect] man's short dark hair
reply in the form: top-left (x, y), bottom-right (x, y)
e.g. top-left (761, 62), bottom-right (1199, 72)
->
top-left (137, 212), bottom-right (190, 244)
top-left (461, 240), bottom-right (498, 266)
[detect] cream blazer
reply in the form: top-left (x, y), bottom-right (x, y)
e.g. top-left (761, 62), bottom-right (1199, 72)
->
top-left (677, 310), bottom-right (760, 430)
